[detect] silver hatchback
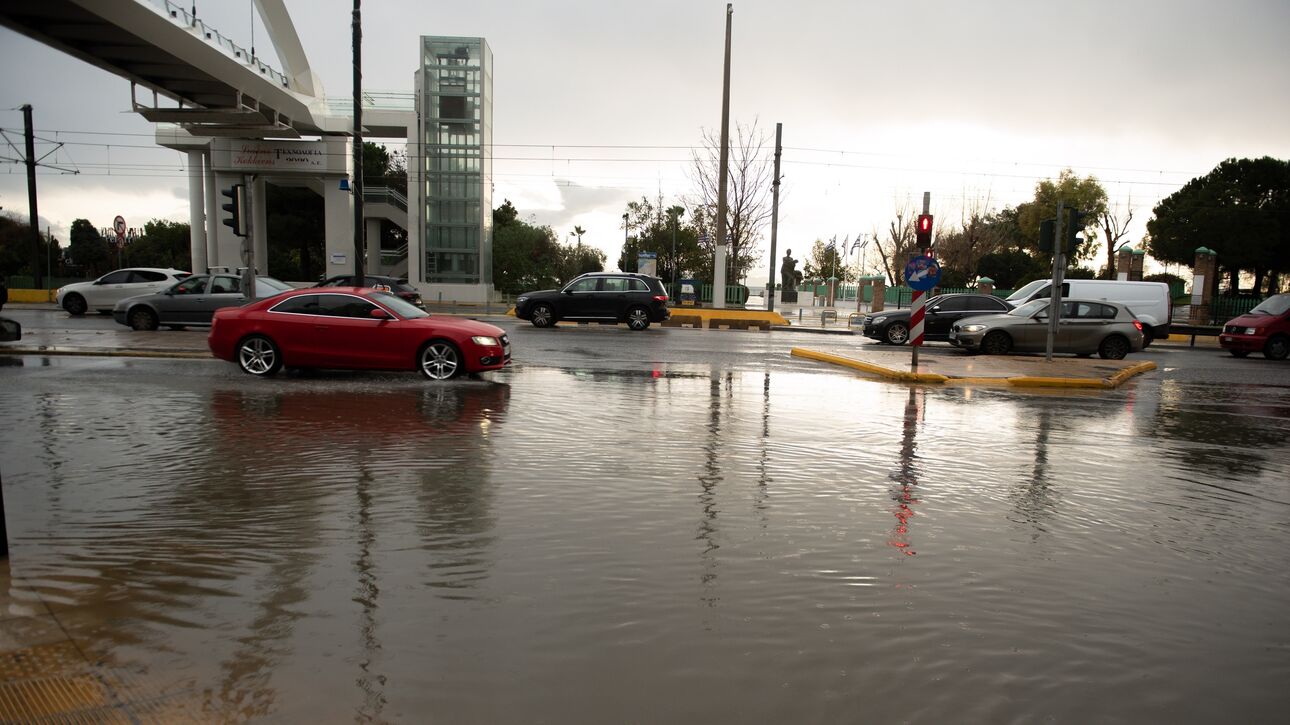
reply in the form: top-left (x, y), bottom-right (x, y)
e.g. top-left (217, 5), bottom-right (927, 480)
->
top-left (948, 298), bottom-right (1145, 359)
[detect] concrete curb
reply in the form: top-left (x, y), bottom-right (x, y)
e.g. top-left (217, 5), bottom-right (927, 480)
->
top-left (791, 347), bottom-right (1158, 389)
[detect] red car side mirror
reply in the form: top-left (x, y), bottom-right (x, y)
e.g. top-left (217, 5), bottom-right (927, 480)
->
top-left (369, 308), bottom-right (391, 320)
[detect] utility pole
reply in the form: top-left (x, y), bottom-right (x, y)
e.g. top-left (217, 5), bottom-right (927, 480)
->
top-left (712, 3), bottom-right (733, 309)
top-left (767, 122), bottom-right (782, 312)
top-left (1045, 201), bottom-right (1065, 362)
top-left (22, 105), bottom-right (42, 290)
top-left (352, 0), bottom-right (365, 287)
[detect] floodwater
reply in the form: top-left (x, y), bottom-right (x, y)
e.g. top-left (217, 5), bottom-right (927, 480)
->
top-left (1, 356), bottom-right (1289, 722)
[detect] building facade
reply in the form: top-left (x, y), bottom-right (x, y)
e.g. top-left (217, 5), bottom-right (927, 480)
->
top-left (417, 36), bottom-right (493, 302)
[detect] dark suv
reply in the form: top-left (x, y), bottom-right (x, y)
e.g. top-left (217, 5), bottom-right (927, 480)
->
top-left (316, 274), bottom-right (424, 309)
top-left (515, 273), bottom-right (671, 330)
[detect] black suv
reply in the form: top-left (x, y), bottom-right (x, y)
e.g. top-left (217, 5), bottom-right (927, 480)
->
top-left (862, 292), bottom-right (1011, 344)
top-left (515, 273), bottom-right (671, 330)
top-left (316, 274), bottom-right (424, 309)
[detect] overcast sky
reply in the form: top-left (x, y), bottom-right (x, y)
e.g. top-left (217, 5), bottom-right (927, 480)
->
top-left (3, 0), bottom-right (1289, 281)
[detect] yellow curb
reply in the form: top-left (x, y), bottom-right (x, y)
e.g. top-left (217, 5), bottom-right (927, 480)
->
top-left (506, 306), bottom-right (516, 317)
top-left (791, 348), bottom-right (949, 383)
top-left (792, 348), bottom-right (1158, 389)
top-left (1006, 376), bottom-right (1107, 389)
top-left (7, 288), bottom-right (56, 303)
top-left (1103, 361), bottom-right (1157, 387)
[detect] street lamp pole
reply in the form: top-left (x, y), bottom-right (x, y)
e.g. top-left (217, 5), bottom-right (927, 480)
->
top-left (622, 212), bottom-right (629, 271)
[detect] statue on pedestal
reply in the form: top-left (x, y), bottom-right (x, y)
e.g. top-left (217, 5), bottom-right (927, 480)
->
top-left (780, 249), bottom-right (799, 303)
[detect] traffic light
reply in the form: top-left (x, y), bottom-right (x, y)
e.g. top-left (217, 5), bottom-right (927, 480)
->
top-left (1066, 209), bottom-right (1088, 255)
top-left (221, 184), bottom-right (246, 237)
top-left (915, 214), bottom-right (933, 249)
top-left (1039, 219), bottom-right (1056, 253)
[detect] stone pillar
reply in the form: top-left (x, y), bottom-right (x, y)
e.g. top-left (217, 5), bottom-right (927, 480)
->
top-left (365, 218), bottom-right (382, 275)
top-left (1190, 247), bottom-right (1217, 325)
top-left (1116, 247), bottom-right (1134, 281)
top-left (1129, 249), bottom-right (1145, 281)
top-left (976, 277), bottom-right (995, 295)
top-left (323, 137), bottom-right (355, 276)
top-left (186, 150), bottom-right (206, 274)
top-left (872, 277), bottom-right (886, 312)
top-left (203, 152), bottom-right (219, 272)
top-left (826, 277), bottom-right (837, 306)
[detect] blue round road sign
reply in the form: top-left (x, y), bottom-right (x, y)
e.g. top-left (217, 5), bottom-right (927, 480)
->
top-left (903, 256), bottom-right (941, 291)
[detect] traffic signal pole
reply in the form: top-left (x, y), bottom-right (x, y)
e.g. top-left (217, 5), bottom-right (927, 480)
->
top-left (911, 192), bottom-right (931, 371)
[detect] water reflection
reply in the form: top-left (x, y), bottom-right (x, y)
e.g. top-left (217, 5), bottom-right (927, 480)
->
top-left (887, 387), bottom-right (923, 555)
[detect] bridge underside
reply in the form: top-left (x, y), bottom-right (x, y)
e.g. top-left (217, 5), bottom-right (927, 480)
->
top-left (0, 0), bottom-right (318, 138)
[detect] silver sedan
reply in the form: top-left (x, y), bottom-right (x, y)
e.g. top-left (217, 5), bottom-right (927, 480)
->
top-left (948, 298), bottom-right (1145, 359)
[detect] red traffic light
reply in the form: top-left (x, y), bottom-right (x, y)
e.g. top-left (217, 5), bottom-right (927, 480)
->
top-left (915, 214), bottom-right (933, 248)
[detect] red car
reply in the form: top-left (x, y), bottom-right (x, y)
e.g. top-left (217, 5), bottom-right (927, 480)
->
top-left (208, 287), bottom-right (510, 380)
top-left (1219, 293), bottom-right (1290, 360)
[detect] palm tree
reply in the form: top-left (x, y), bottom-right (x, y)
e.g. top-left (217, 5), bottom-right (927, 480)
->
top-left (573, 226), bottom-right (586, 249)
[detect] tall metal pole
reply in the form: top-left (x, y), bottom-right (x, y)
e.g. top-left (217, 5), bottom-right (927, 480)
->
top-left (352, 0), bottom-right (365, 287)
top-left (766, 122), bottom-right (782, 312)
top-left (712, 4), bottom-right (733, 309)
top-left (670, 209), bottom-right (679, 297)
top-left (1045, 200), bottom-right (1064, 362)
top-left (22, 105), bottom-right (43, 289)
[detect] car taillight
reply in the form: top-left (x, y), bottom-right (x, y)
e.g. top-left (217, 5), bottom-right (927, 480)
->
top-left (1132, 320), bottom-right (1143, 332)
top-left (653, 294), bottom-right (669, 302)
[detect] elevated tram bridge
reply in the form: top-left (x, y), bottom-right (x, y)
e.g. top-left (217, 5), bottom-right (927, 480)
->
top-left (0, 0), bottom-right (417, 282)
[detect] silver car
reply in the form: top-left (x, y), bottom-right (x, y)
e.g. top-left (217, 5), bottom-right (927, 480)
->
top-left (948, 298), bottom-right (1145, 359)
top-left (113, 273), bottom-right (293, 330)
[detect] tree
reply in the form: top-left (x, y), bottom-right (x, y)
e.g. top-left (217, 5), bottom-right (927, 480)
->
top-left (1017, 169), bottom-right (1109, 265)
top-left (490, 200), bottom-right (605, 295)
top-left (67, 218), bottom-right (110, 277)
top-left (573, 225), bottom-right (586, 249)
top-left (975, 248), bottom-right (1048, 289)
top-left (126, 219), bottom-right (190, 270)
top-left (688, 119), bottom-right (774, 280)
top-left (1146, 157), bottom-right (1290, 296)
top-left (0, 215), bottom-right (63, 281)
top-left (1098, 200), bottom-right (1135, 279)
top-left (872, 199), bottom-right (919, 285)
top-left (802, 237), bottom-right (857, 284)
top-left (617, 195), bottom-right (704, 285)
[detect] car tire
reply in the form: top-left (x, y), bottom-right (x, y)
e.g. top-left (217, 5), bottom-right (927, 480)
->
top-left (1229, 350), bottom-right (1250, 358)
top-left (419, 340), bottom-right (462, 380)
top-left (1264, 334), bottom-right (1289, 361)
top-left (981, 330), bottom-right (1012, 355)
top-left (1141, 327), bottom-right (1154, 347)
top-left (62, 293), bottom-right (87, 316)
top-left (127, 306), bottom-right (159, 331)
top-left (237, 335), bottom-right (282, 376)
top-left (530, 303), bottom-right (555, 328)
top-left (884, 322), bottom-right (909, 345)
top-left (1099, 335), bottom-right (1130, 360)
top-left (626, 306), bottom-right (651, 331)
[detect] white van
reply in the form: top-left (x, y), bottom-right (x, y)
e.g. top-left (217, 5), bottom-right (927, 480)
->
top-left (1005, 279), bottom-right (1172, 345)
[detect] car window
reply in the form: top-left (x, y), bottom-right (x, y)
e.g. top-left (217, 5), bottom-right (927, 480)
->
top-left (1010, 299), bottom-right (1049, 317)
top-left (628, 279), bottom-right (651, 292)
top-left (969, 296), bottom-right (1008, 311)
top-left (936, 296), bottom-right (969, 312)
top-left (99, 270), bottom-right (132, 284)
top-left (565, 278), bottom-right (599, 293)
top-left (130, 270), bottom-right (168, 283)
top-left (210, 276), bottom-right (241, 294)
top-left (319, 294), bottom-right (380, 319)
top-left (173, 276), bottom-right (208, 294)
top-left (271, 295), bottom-right (323, 315)
top-left (602, 278), bottom-right (630, 293)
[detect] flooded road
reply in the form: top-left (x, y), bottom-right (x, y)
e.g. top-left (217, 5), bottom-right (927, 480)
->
top-left (1, 355), bottom-right (1288, 722)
